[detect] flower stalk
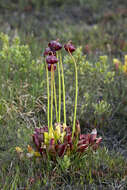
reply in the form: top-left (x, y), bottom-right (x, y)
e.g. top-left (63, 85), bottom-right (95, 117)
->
top-left (50, 64), bottom-right (54, 127)
top-left (59, 52), bottom-right (66, 125)
top-left (68, 51), bottom-right (78, 138)
top-left (57, 54), bottom-right (61, 123)
top-left (54, 79), bottom-right (58, 122)
top-left (46, 62), bottom-right (50, 129)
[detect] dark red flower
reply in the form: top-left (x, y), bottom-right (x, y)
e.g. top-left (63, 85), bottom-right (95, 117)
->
top-left (44, 47), bottom-right (56, 56)
top-left (64, 41), bottom-right (76, 53)
top-left (48, 40), bottom-right (62, 51)
top-left (48, 64), bottom-right (56, 71)
top-left (46, 55), bottom-right (58, 64)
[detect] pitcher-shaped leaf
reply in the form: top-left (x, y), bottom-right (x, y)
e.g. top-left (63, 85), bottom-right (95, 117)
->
top-left (33, 134), bottom-right (40, 149)
top-left (56, 143), bottom-right (67, 157)
top-left (92, 137), bottom-right (102, 150)
top-left (64, 133), bottom-right (72, 144)
top-left (75, 120), bottom-right (81, 137)
top-left (48, 138), bottom-right (56, 156)
top-left (89, 128), bottom-right (97, 144)
top-left (77, 144), bottom-right (89, 153)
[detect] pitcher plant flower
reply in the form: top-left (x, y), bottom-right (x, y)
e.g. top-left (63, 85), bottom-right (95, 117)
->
top-left (48, 40), bottom-right (62, 51)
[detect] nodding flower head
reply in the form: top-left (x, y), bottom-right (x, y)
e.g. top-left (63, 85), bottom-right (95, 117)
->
top-left (48, 64), bottom-right (56, 71)
top-left (48, 40), bottom-right (62, 51)
top-left (44, 47), bottom-right (56, 56)
top-left (46, 55), bottom-right (58, 64)
top-left (64, 41), bottom-right (76, 53)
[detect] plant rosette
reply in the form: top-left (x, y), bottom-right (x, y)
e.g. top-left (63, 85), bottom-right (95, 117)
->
top-left (15, 40), bottom-right (102, 160)
top-left (16, 122), bottom-right (102, 159)
top-left (32, 122), bottom-right (102, 158)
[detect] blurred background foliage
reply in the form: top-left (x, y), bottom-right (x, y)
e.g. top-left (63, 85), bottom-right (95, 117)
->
top-left (0, 0), bottom-right (127, 10)
top-left (0, 0), bottom-right (127, 57)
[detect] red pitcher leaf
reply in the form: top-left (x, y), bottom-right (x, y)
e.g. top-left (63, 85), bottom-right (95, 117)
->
top-left (65, 126), bottom-right (71, 134)
top-left (38, 134), bottom-right (44, 143)
top-left (77, 144), bottom-right (89, 153)
top-left (34, 128), bottom-right (41, 134)
top-left (92, 137), bottom-right (102, 150)
top-left (34, 127), bottom-right (48, 134)
top-left (57, 143), bottom-right (67, 157)
top-left (39, 146), bottom-right (43, 152)
top-left (89, 128), bottom-right (97, 144)
top-left (69, 142), bottom-right (73, 150)
top-left (49, 138), bottom-right (55, 145)
top-left (78, 139), bottom-right (89, 146)
top-left (47, 138), bottom-right (56, 156)
top-left (64, 133), bottom-right (72, 144)
top-left (33, 134), bottom-right (40, 149)
top-left (43, 126), bottom-right (48, 132)
top-left (48, 145), bottom-right (56, 156)
top-left (92, 144), bottom-right (99, 151)
top-left (80, 134), bottom-right (90, 142)
top-left (75, 120), bottom-right (81, 137)
top-left (96, 137), bottom-right (102, 145)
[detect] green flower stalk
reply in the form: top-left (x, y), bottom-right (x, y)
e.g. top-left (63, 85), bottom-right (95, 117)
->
top-left (64, 42), bottom-right (78, 138)
top-left (45, 53), bottom-right (58, 128)
top-left (46, 63), bottom-right (50, 129)
top-left (54, 79), bottom-right (58, 122)
top-left (44, 41), bottom-right (77, 136)
top-left (50, 64), bottom-right (54, 127)
top-left (70, 53), bottom-right (78, 138)
top-left (59, 52), bottom-right (66, 125)
top-left (57, 54), bottom-right (61, 123)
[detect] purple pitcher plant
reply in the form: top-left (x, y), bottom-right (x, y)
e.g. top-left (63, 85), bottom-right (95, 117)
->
top-left (16, 40), bottom-right (102, 159)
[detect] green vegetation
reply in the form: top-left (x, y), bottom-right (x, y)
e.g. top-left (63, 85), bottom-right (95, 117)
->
top-left (0, 0), bottom-right (127, 189)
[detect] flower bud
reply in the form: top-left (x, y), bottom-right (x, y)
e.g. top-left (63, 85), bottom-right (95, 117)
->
top-left (44, 47), bottom-right (56, 56)
top-left (46, 55), bottom-right (58, 64)
top-left (64, 41), bottom-right (76, 53)
top-left (48, 40), bottom-right (62, 51)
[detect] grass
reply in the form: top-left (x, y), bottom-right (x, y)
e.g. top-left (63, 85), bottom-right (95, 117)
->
top-left (0, 0), bottom-right (127, 189)
top-left (0, 147), bottom-right (127, 189)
